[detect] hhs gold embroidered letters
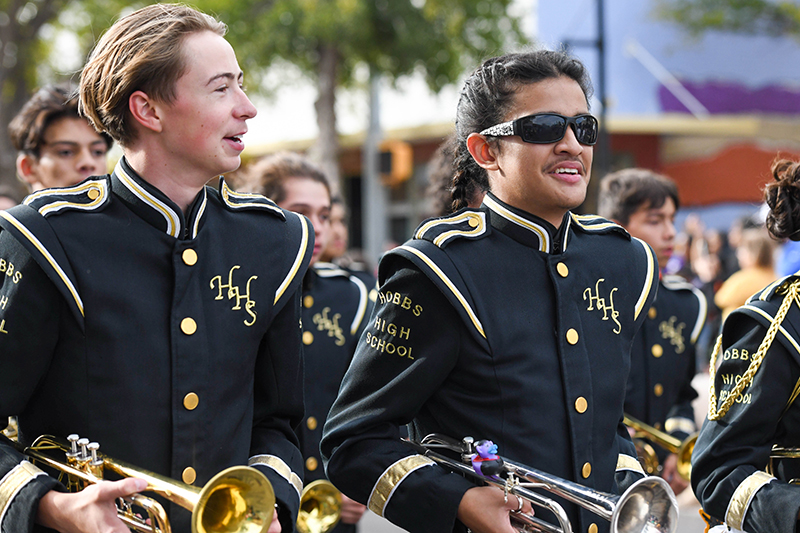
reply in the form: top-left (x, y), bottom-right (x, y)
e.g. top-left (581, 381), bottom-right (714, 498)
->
top-left (583, 278), bottom-right (621, 334)
top-left (312, 307), bottom-right (346, 346)
top-left (658, 316), bottom-right (686, 354)
top-left (210, 266), bottom-right (257, 326)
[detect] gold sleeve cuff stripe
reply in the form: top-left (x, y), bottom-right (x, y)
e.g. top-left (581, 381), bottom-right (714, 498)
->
top-left (398, 245), bottom-right (486, 338)
top-left (725, 471), bottom-right (773, 530)
top-left (664, 417), bottom-right (696, 435)
top-left (348, 275), bottom-right (369, 335)
top-left (633, 237), bottom-right (656, 321)
top-left (24, 179), bottom-right (108, 216)
top-left (248, 454), bottom-right (303, 500)
top-left (741, 304), bottom-right (800, 355)
top-left (690, 288), bottom-right (708, 344)
top-left (484, 196), bottom-right (549, 252)
top-left (0, 461), bottom-right (46, 526)
top-left (616, 454), bottom-right (645, 474)
top-left (368, 455), bottom-right (435, 517)
top-left (115, 160), bottom-right (180, 238)
top-left (0, 211), bottom-right (84, 316)
top-left (275, 213), bottom-right (310, 305)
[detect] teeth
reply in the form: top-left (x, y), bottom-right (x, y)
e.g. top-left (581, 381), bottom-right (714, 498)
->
top-left (554, 168), bottom-right (578, 174)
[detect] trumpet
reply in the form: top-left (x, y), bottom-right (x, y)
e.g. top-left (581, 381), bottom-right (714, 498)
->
top-left (413, 434), bottom-right (678, 533)
top-left (297, 479), bottom-right (342, 533)
top-left (623, 414), bottom-right (697, 481)
top-left (5, 433), bottom-right (276, 533)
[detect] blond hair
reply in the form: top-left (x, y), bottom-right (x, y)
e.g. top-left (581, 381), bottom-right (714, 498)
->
top-left (79, 3), bottom-right (226, 146)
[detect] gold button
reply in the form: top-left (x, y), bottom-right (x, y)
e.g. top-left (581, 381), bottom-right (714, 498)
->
top-left (588, 524), bottom-right (598, 533)
top-left (582, 462), bottom-right (592, 478)
top-left (556, 262), bottom-right (569, 278)
top-left (307, 416), bottom-right (318, 430)
top-left (468, 216), bottom-right (479, 228)
top-left (305, 457), bottom-right (318, 471)
top-left (654, 384), bottom-right (664, 397)
top-left (302, 331), bottom-right (314, 345)
top-left (303, 295), bottom-right (314, 308)
top-left (180, 317), bottom-right (197, 335)
top-left (182, 467), bottom-right (196, 485)
top-left (87, 188), bottom-right (100, 200)
top-left (648, 307), bottom-right (657, 319)
top-left (575, 397), bottom-right (588, 414)
top-left (183, 392), bottom-right (199, 411)
top-left (566, 328), bottom-right (579, 345)
top-left (651, 344), bottom-right (663, 358)
top-left (182, 249), bottom-right (197, 266)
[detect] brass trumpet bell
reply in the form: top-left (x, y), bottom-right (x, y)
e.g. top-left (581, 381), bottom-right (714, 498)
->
top-left (297, 479), bottom-right (342, 533)
top-left (624, 414), bottom-right (697, 481)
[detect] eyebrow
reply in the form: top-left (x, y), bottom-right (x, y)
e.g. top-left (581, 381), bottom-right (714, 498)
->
top-left (46, 140), bottom-right (107, 147)
top-left (207, 71), bottom-right (244, 85)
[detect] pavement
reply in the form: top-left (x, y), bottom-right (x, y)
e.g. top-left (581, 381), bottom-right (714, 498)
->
top-left (350, 372), bottom-right (714, 533)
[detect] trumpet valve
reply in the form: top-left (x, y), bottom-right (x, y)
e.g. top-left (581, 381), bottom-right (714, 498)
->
top-left (66, 434), bottom-right (80, 463)
top-left (87, 442), bottom-right (104, 478)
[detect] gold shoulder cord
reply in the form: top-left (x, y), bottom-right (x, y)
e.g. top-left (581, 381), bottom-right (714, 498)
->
top-left (708, 281), bottom-right (800, 421)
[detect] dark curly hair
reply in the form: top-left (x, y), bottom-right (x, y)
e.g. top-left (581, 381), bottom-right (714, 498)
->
top-left (765, 158), bottom-right (800, 241)
top-left (598, 168), bottom-right (679, 224)
top-left (450, 49), bottom-right (593, 212)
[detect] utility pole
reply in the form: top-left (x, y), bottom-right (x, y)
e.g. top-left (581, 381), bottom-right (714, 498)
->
top-left (362, 68), bottom-right (388, 270)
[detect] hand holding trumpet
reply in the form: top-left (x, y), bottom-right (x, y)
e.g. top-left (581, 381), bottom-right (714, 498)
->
top-left (458, 485), bottom-right (534, 533)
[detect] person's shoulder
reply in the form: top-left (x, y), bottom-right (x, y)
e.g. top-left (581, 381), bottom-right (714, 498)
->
top-left (21, 176), bottom-right (112, 219)
top-left (411, 208), bottom-right (489, 248)
top-left (569, 213), bottom-right (630, 239)
top-left (212, 178), bottom-right (286, 221)
top-left (313, 262), bottom-right (368, 290)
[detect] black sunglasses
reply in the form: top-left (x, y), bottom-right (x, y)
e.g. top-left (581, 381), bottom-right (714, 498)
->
top-left (479, 113), bottom-right (599, 146)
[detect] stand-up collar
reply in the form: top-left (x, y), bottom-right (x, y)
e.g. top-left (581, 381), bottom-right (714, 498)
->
top-left (110, 157), bottom-right (209, 240)
top-left (483, 192), bottom-right (572, 254)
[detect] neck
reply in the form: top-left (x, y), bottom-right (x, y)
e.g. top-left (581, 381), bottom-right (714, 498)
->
top-left (124, 147), bottom-right (209, 214)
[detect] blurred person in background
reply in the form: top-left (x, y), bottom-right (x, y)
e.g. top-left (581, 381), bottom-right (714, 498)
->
top-left (319, 195), bottom-right (377, 290)
top-left (8, 83), bottom-right (112, 192)
top-left (693, 157), bottom-right (800, 533)
top-left (714, 226), bottom-right (777, 322)
top-left (242, 152), bottom-right (370, 533)
top-left (599, 168), bottom-right (706, 496)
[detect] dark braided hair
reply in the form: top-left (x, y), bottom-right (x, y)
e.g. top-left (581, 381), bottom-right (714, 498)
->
top-left (765, 158), bottom-right (800, 241)
top-left (451, 50), bottom-right (593, 212)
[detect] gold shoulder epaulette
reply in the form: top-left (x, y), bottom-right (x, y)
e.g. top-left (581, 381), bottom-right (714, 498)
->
top-left (219, 179), bottom-right (285, 219)
top-left (708, 279), bottom-right (800, 420)
top-left (23, 178), bottom-right (109, 217)
top-left (570, 213), bottom-right (630, 236)
top-left (413, 209), bottom-right (487, 248)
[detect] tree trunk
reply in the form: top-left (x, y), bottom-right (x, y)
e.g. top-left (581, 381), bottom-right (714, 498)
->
top-left (307, 43), bottom-right (341, 193)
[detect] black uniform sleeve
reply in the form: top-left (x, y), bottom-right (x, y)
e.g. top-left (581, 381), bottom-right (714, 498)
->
top-left (692, 315), bottom-right (800, 533)
top-left (250, 287), bottom-right (305, 529)
top-left (321, 264), bottom-right (475, 533)
top-left (0, 231), bottom-right (64, 532)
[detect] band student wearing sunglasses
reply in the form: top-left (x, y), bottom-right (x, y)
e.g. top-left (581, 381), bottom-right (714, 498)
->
top-left (321, 50), bottom-right (660, 533)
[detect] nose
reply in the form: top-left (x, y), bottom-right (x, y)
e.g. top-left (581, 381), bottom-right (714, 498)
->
top-left (236, 88), bottom-right (257, 120)
top-left (665, 218), bottom-right (677, 241)
top-left (555, 124), bottom-right (585, 156)
top-left (76, 148), bottom-right (101, 175)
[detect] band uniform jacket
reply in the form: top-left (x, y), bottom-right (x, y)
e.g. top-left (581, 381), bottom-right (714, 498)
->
top-left (625, 275), bottom-right (706, 460)
top-left (299, 263), bottom-right (372, 533)
top-left (0, 158), bottom-right (313, 533)
top-left (693, 275), bottom-right (800, 533)
top-left (321, 193), bottom-right (658, 533)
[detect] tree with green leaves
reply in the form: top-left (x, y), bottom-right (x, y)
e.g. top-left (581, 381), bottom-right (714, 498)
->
top-left (654, 0), bottom-right (800, 37)
top-left (200, 0), bottom-right (526, 187)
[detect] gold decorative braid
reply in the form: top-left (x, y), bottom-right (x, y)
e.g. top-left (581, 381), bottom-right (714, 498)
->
top-left (708, 280), bottom-right (800, 421)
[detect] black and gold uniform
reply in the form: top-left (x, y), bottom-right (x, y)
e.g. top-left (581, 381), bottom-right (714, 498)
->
top-left (321, 192), bottom-right (658, 533)
top-left (625, 274), bottom-right (706, 459)
top-left (299, 263), bottom-right (372, 533)
top-left (693, 276), bottom-right (800, 533)
top-left (0, 158), bottom-right (313, 532)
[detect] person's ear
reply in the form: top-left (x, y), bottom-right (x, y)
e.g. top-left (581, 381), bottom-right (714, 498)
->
top-left (128, 90), bottom-right (163, 133)
top-left (466, 133), bottom-right (500, 171)
top-left (16, 153), bottom-right (38, 185)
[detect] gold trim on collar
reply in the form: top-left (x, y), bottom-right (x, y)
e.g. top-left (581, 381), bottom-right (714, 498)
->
top-left (275, 212), bottom-right (310, 305)
top-left (725, 471), bottom-right (773, 530)
top-left (368, 455), bottom-right (435, 517)
top-left (248, 454), bottom-right (303, 499)
top-left (616, 454), bottom-right (645, 474)
top-left (633, 237), bottom-right (656, 321)
top-left (0, 461), bottom-right (46, 525)
top-left (483, 195), bottom-right (549, 252)
top-left (115, 160), bottom-right (181, 238)
top-left (0, 211), bottom-right (84, 316)
top-left (398, 245), bottom-right (486, 338)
